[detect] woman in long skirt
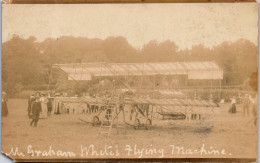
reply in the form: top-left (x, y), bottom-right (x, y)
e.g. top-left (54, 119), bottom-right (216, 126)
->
top-left (228, 97), bottom-right (236, 114)
top-left (2, 92), bottom-right (8, 117)
top-left (40, 93), bottom-right (48, 118)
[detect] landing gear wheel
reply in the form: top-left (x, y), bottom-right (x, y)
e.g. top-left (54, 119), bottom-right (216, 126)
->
top-left (92, 116), bottom-right (99, 126)
top-left (134, 119), bottom-right (140, 129)
top-left (145, 119), bottom-right (152, 130)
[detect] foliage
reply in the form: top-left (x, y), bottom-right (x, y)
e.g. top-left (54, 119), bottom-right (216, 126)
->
top-left (2, 36), bottom-right (258, 96)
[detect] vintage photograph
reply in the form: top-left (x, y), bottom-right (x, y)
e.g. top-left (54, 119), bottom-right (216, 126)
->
top-left (1, 3), bottom-right (258, 161)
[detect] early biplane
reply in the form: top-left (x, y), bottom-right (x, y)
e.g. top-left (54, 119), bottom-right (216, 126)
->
top-left (51, 62), bottom-right (222, 136)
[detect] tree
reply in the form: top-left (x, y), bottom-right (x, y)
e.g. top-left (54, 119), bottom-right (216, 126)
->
top-left (2, 35), bottom-right (258, 96)
top-left (2, 37), bottom-right (46, 95)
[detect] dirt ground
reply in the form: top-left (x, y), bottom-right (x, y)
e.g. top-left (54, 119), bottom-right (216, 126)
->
top-left (1, 99), bottom-right (257, 161)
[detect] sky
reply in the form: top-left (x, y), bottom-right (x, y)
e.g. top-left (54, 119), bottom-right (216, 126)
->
top-left (2, 3), bottom-right (258, 49)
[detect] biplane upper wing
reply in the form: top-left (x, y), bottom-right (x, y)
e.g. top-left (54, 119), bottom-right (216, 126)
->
top-left (125, 98), bottom-right (219, 107)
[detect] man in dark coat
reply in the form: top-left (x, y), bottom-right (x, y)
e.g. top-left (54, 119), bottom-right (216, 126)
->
top-left (30, 96), bottom-right (42, 127)
top-left (28, 94), bottom-right (35, 118)
top-left (47, 97), bottom-right (53, 116)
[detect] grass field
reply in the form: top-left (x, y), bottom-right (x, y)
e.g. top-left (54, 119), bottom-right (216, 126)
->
top-left (1, 99), bottom-right (257, 161)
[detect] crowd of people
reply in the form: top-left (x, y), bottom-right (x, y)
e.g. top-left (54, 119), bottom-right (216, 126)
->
top-left (228, 94), bottom-right (257, 114)
top-left (228, 93), bottom-right (258, 126)
top-left (1, 90), bottom-right (258, 127)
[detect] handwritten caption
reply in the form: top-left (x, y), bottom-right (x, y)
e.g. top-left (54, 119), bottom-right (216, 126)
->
top-left (6, 144), bottom-right (232, 158)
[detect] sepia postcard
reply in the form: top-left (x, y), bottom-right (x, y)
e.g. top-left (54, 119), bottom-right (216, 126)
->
top-left (1, 3), bottom-right (258, 162)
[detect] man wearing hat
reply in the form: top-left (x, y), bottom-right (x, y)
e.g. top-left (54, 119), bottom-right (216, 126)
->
top-left (47, 92), bottom-right (53, 116)
top-left (27, 93), bottom-right (35, 118)
top-left (30, 95), bottom-right (42, 127)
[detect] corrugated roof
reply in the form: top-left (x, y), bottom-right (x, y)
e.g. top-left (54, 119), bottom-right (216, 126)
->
top-left (53, 61), bottom-right (223, 80)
